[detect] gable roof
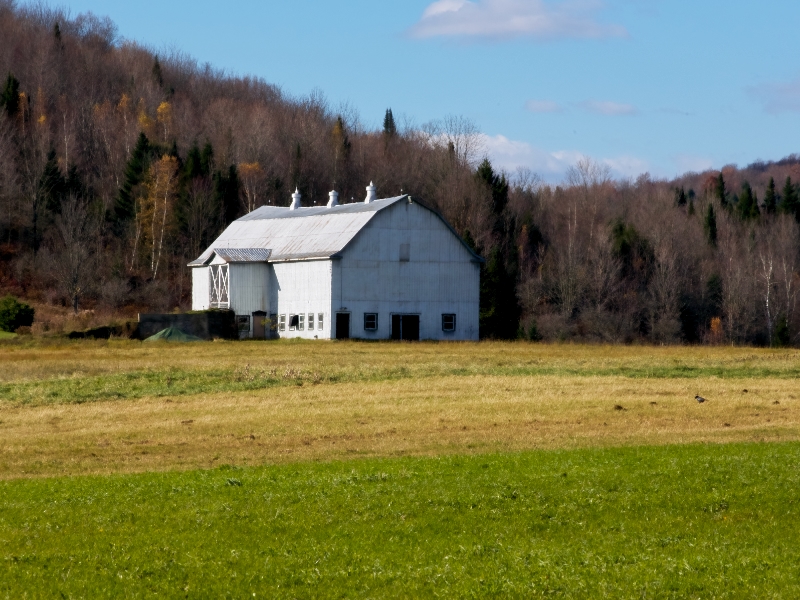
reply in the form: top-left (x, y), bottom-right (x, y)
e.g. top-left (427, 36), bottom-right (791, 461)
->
top-left (189, 195), bottom-right (483, 266)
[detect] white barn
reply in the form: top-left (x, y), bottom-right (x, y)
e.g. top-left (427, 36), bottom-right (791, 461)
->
top-left (189, 184), bottom-right (482, 340)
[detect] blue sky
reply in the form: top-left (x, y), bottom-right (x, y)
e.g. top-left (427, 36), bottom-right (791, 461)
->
top-left (48, 0), bottom-right (800, 182)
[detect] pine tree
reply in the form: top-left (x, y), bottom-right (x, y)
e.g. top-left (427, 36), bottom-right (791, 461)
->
top-left (1, 73), bottom-right (20, 118)
top-left (479, 246), bottom-right (521, 340)
top-left (382, 108), bottom-right (396, 137)
top-left (715, 172), bottom-right (728, 208)
top-left (152, 57), bottom-right (164, 88)
top-left (675, 186), bottom-right (687, 206)
top-left (114, 132), bottom-right (152, 225)
top-left (39, 149), bottom-right (65, 213)
top-left (184, 143), bottom-right (203, 180)
top-left (704, 202), bottom-right (718, 247)
top-left (214, 165), bottom-right (240, 225)
top-left (200, 142), bottom-right (214, 177)
top-left (782, 176), bottom-right (800, 222)
top-left (764, 177), bottom-right (777, 214)
top-left (737, 181), bottom-right (759, 220)
top-left (476, 159), bottom-right (509, 218)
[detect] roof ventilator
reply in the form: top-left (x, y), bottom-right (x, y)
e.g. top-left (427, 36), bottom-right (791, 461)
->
top-left (364, 181), bottom-right (377, 204)
top-left (328, 190), bottom-right (339, 207)
top-left (290, 188), bottom-right (302, 210)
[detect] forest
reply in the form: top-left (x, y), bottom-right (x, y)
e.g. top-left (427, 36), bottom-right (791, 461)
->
top-left (1, 1), bottom-right (799, 345)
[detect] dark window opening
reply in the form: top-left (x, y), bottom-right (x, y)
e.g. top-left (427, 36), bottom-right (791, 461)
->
top-left (364, 313), bottom-right (378, 331)
top-left (289, 314), bottom-right (299, 330)
top-left (442, 314), bottom-right (456, 332)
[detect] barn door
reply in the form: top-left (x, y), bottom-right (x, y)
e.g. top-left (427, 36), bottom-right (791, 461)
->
top-left (252, 311), bottom-right (267, 339)
top-left (391, 315), bottom-right (420, 341)
top-left (335, 313), bottom-right (350, 340)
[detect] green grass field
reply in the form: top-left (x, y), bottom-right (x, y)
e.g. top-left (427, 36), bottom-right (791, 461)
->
top-left (2, 443), bottom-right (799, 598)
top-left (1, 340), bottom-right (799, 597)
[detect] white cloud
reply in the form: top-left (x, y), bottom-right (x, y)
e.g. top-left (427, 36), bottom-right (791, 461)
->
top-left (580, 100), bottom-right (638, 116)
top-left (525, 99), bottom-right (563, 113)
top-left (673, 154), bottom-right (714, 174)
top-left (479, 133), bottom-right (649, 182)
top-left (748, 77), bottom-right (800, 114)
top-left (409, 0), bottom-right (627, 41)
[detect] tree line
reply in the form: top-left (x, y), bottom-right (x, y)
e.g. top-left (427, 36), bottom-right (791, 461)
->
top-left (0, 1), bottom-right (799, 345)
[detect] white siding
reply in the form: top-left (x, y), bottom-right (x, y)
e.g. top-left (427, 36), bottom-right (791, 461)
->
top-left (191, 267), bottom-right (210, 310)
top-left (230, 263), bottom-right (270, 318)
top-left (272, 260), bottom-right (333, 339)
top-left (336, 199), bottom-right (480, 341)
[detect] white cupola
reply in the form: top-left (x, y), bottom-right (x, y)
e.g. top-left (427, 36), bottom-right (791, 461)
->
top-left (364, 181), bottom-right (377, 204)
top-left (328, 190), bottom-right (339, 207)
top-left (290, 188), bottom-right (302, 210)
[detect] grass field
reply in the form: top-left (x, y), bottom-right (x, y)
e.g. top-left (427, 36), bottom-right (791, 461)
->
top-left (1, 339), bottom-right (799, 596)
top-left (2, 443), bottom-right (799, 597)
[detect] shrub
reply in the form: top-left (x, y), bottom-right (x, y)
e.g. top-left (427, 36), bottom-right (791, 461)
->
top-left (0, 296), bottom-right (35, 332)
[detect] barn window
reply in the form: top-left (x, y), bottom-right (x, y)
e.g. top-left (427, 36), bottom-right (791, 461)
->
top-left (279, 314), bottom-right (286, 331)
top-left (318, 313), bottom-right (324, 331)
top-left (442, 314), bottom-right (456, 332)
top-left (299, 314), bottom-right (305, 331)
top-left (399, 243), bottom-right (410, 262)
top-left (364, 313), bottom-right (378, 331)
top-left (308, 313), bottom-right (314, 330)
top-left (209, 264), bottom-right (229, 308)
top-left (289, 315), bottom-right (299, 330)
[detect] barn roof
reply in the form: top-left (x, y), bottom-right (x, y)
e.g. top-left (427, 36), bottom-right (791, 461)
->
top-left (189, 194), bottom-right (483, 266)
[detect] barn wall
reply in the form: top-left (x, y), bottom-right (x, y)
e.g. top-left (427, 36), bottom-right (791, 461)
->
top-left (272, 260), bottom-right (333, 339)
top-left (338, 200), bottom-right (480, 341)
top-left (191, 267), bottom-right (210, 311)
top-left (229, 263), bottom-right (270, 337)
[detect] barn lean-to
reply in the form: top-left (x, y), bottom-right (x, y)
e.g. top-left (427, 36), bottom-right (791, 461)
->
top-left (189, 183), bottom-right (482, 340)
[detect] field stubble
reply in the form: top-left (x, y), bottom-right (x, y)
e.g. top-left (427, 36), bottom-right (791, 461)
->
top-left (1, 341), bottom-right (798, 479)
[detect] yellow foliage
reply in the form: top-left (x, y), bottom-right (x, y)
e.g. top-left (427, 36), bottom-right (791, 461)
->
top-left (137, 98), bottom-right (154, 137)
top-left (156, 101), bottom-right (172, 142)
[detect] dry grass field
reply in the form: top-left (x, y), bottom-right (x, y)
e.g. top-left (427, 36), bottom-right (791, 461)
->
top-left (1, 340), bottom-right (798, 479)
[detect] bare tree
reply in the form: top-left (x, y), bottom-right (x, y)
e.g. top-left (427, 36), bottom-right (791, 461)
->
top-left (48, 194), bottom-right (97, 313)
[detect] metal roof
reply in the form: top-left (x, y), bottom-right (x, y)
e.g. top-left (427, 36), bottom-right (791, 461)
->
top-left (189, 196), bottom-right (407, 265)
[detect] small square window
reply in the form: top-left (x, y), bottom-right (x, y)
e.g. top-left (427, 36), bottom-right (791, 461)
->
top-left (289, 314), bottom-right (299, 331)
top-left (364, 313), bottom-right (378, 331)
top-left (279, 315), bottom-right (286, 331)
top-left (399, 243), bottom-right (410, 262)
top-left (299, 314), bottom-right (305, 331)
top-left (318, 313), bottom-right (324, 331)
top-left (442, 314), bottom-right (456, 332)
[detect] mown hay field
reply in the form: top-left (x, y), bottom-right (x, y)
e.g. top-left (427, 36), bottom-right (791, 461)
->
top-left (0, 339), bottom-right (799, 478)
top-left (1, 340), bottom-right (799, 597)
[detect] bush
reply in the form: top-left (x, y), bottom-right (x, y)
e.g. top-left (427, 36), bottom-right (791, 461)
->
top-left (0, 296), bottom-right (35, 332)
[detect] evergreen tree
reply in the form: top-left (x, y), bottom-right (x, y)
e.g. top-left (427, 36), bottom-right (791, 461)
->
top-left (214, 165), bottom-right (241, 225)
top-left (764, 177), bottom-right (777, 214)
top-left (675, 186), bottom-right (687, 206)
top-left (114, 132), bottom-right (152, 225)
top-left (715, 172), bottom-right (728, 208)
top-left (382, 108), bottom-right (396, 137)
top-left (1, 73), bottom-right (20, 118)
top-left (152, 57), bottom-right (164, 88)
top-left (688, 198), bottom-right (696, 216)
top-left (737, 181), bottom-right (759, 220)
top-left (184, 143), bottom-right (203, 180)
top-left (39, 149), bottom-right (65, 213)
top-left (476, 158), bottom-right (509, 218)
top-left (782, 176), bottom-right (800, 222)
top-left (479, 246), bottom-right (521, 340)
top-left (704, 202), bottom-right (718, 248)
top-left (200, 142), bottom-right (214, 177)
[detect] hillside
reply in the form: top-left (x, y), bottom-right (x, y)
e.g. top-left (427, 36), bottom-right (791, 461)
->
top-left (1, 1), bottom-right (799, 345)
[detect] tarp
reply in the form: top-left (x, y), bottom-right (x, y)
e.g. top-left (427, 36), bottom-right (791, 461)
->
top-left (144, 327), bottom-right (203, 342)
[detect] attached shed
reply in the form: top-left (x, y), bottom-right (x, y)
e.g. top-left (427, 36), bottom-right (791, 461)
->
top-left (189, 185), bottom-right (482, 340)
